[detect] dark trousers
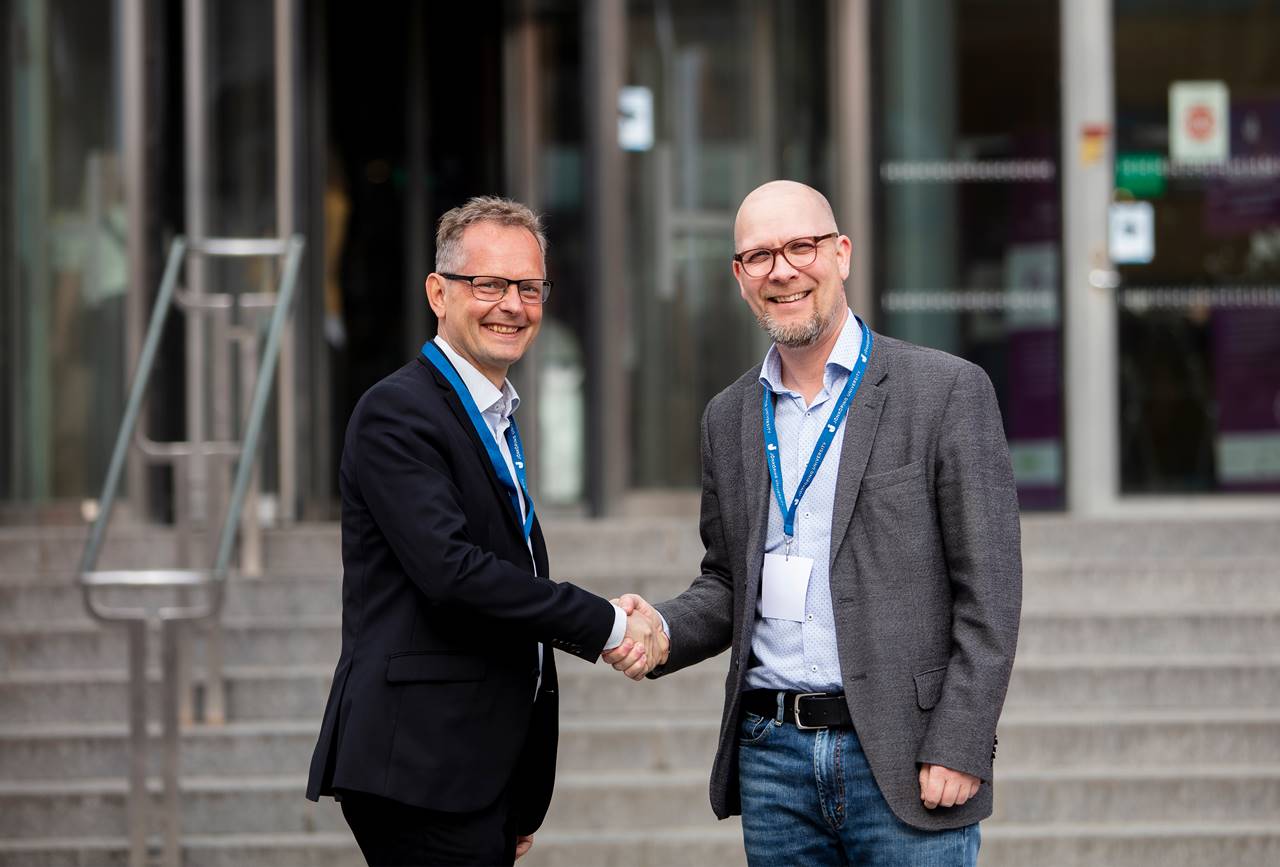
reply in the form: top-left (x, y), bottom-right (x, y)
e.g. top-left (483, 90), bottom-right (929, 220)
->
top-left (338, 788), bottom-right (517, 867)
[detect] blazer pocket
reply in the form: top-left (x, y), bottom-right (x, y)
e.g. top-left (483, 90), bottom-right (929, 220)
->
top-left (386, 652), bottom-right (486, 683)
top-left (913, 665), bottom-right (947, 710)
top-left (860, 459), bottom-right (926, 493)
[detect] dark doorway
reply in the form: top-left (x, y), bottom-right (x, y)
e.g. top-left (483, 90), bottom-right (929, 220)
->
top-left (322, 0), bottom-right (505, 478)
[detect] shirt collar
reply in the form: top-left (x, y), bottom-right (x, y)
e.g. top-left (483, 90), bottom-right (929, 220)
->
top-left (432, 335), bottom-right (521, 418)
top-left (759, 308), bottom-right (861, 396)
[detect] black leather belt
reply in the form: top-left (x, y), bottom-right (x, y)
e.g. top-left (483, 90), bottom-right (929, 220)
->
top-left (741, 689), bottom-right (852, 730)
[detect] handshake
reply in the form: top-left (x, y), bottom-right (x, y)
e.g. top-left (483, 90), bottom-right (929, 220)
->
top-left (601, 594), bottom-right (668, 680)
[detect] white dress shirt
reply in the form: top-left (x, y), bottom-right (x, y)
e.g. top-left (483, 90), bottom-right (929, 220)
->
top-left (433, 337), bottom-right (628, 671)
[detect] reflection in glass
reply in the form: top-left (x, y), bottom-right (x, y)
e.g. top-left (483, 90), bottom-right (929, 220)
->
top-left (624, 0), bottom-right (831, 488)
top-left (4, 0), bottom-right (128, 505)
top-left (876, 0), bottom-right (1064, 508)
top-left (1114, 0), bottom-right (1280, 493)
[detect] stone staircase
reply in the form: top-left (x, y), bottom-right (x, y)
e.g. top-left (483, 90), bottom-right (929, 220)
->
top-left (1, 516), bottom-right (1278, 866)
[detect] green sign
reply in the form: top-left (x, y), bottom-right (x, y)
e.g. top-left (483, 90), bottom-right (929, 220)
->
top-left (1115, 152), bottom-right (1166, 199)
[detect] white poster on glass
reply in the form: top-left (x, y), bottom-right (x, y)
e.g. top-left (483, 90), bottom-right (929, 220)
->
top-left (1169, 81), bottom-right (1230, 164)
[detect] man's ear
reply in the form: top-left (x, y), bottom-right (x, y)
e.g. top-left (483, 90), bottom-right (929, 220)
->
top-left (835, 235), bottom-right (853, 281)
top-left (732, 261), bottom-right (749, 302)
top-left (426, 273), bottom-right (447, 318)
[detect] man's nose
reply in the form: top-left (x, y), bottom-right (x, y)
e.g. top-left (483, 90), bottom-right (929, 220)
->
top-left (495, 283), bottom-right (525, 313)
top-left (768, 251), bottom-right (800, 280)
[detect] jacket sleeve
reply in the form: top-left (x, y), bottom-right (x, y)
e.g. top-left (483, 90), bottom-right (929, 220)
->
top-left (352, 379), bottom-right (615, 662)
top-left (915, 362), bottom-right (1023, 780)
top-left (651, 404), bottom-right (736, 675)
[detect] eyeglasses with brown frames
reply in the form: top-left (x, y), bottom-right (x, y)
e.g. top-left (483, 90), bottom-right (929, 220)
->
top-left (733, 233), bottom-right (838, 278)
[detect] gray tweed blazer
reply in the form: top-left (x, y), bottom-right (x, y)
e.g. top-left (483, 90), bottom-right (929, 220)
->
top-left (652, 331), bottom-right (1023, 832)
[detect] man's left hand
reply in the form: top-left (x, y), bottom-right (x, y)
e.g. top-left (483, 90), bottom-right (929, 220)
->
top-left (515, 834), bottom-right (534, 860)
top-left (918, 763), bottom-right (980, 809)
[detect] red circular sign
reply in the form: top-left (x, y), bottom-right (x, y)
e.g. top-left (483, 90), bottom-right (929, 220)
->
top-left (1186, 104), bottom-right (1215, 141)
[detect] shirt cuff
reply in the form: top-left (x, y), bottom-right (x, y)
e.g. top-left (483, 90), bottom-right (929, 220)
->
top-left (601, 603), bottom-right (628, 652)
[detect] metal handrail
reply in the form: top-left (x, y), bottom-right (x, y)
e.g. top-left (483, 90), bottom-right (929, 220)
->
top-left (78, 233), bottom-right (305, 867)
top-left (79, 236), bottom-right (188, 577)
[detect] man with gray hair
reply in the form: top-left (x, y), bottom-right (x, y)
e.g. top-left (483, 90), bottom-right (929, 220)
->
top-left (307, 196), bottom-right (666, 865)
top-left (607, 180), bottom-right (1022, 865)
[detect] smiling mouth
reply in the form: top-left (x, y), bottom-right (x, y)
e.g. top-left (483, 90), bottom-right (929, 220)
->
top-left (769, 290), bottom-right (811, 305)
top-left (483, 323), bottom-right (523, 335)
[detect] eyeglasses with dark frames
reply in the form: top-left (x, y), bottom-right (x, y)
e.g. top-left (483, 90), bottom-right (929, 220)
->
top-left (440, 273), bottom-right (553, 304)
top-left (733, 233), bottom-right (838, 278)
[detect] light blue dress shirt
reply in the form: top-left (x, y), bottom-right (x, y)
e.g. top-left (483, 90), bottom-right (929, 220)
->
top-left (744, 309), bottom-right (861, 694)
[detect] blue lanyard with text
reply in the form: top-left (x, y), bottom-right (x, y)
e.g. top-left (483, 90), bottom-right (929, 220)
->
top-left (762, 317), bottom-right (873, 546)
top-left (421, 340), bottom-right (535, 541)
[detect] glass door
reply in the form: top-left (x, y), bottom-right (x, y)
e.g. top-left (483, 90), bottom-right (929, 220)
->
top-left (1112, 0), bottom-right (1280, 494)
top-left (874, 0), bottom-right (1065, 509)
top-left (3, 0), bottom-right (130, 510)
top-left (622, 0), bottom-right (833, 489)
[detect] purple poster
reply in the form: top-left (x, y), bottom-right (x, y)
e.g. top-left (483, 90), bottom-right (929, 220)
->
top-left (1212, 309), bottom-right (1280, 492)
top-left (1204, 97), bottom-right (1280, 237)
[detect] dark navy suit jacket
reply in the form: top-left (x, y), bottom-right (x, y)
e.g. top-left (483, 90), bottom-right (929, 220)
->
top-left (306, 356), bottom-right (614, 834)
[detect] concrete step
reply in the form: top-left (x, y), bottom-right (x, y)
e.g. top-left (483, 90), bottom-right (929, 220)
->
top-left (1017, 515), bottom-right (1280, 560)
top-left (0, 718), bottom-right (716, 782)
top-left (557, 556), bottom-right (1280, 605)
top-left (540, 767), bottom-right (1280, 828)
top-left (1016, 558), bottom-right (1280, 608)
top-left (7, 515), bottom-right (1279, 582)
top-left (0, 721), bottom-right (320, 781)
top-left (0, 666), bottom-right (333, 726)
top-left (0, 617), bottom-right (340, 672)
top-left (0, 528), bottom-right (184, 578)
top-left (1014, 608), bottom-right (1280, 655)
top-left (0, 777), bottom-right (345, 838)
top-left (991, 766), bottom-right (1280, 823)
top-left (9, 559), bottom-right (1280, 624)
top-left (979, 822), bottom-right (1280, 867)
top-left (0, 520), bottom-right (704, 580)
top-left (0, 833), bottom-right (361, 867)
top-left (995, 708), bottom-right (1280, 767)
top-left (7, 708), bottom-right (1280, 782)
top-left (0, 576), bottom-right (342, 625)
top-left (3, 823), bottom-right (1279, 867)
top-left (0, 524), bottom-right (347, 580)
top-left (4, 654), bottom-right (1279, 728)
top-left (569, 653), bottom-right (1280, 715)
top-left (1004, 654), bottom-right (1280, 710)
top-left (7, 608), bottom-right (1280, 674)
top-left (5, 766), bottom-right (1279, 840)
top-left (493, 821), bottom-right (1280, 867)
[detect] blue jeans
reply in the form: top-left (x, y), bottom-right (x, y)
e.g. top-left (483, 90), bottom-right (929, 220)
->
top-left (737, 710), bottom-right (980, 867)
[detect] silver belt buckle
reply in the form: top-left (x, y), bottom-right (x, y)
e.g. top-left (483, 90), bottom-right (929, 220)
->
top-left (792, 692), bottom-right (826, 730)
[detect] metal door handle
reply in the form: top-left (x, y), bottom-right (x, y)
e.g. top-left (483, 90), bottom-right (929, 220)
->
top-left (1089, 268), bottom-right (1121, 290)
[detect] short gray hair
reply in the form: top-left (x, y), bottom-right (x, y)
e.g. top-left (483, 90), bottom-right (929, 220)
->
top-left (434, 196), bottom-right (547, 273)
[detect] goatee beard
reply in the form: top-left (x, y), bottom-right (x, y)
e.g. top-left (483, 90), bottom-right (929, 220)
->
top-left (757, 304), bottom-right (836, 349)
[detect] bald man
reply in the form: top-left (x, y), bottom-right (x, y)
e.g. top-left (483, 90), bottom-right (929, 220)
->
top-left (606, 181), bottom-right (1022, 865)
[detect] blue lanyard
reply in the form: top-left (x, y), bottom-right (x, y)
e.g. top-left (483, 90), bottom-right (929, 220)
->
top-left (421, 340), bottom-right (535, 541)
top-left (762, 317), bottom-right (873, 541)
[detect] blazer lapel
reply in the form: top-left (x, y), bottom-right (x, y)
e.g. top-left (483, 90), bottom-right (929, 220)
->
top-left (418, 356), bottom-right (528, 551)
top-left (829, 335), bottom-right (889, 573)
top-left (740, 377), bottom-right (770, 623)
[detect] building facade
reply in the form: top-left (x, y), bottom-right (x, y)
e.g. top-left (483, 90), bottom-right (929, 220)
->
top-left (4, 0), bottom-right (1280, 522)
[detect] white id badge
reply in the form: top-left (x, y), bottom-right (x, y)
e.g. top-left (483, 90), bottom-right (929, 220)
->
top-left (760, 553), bottom-right (813, 622)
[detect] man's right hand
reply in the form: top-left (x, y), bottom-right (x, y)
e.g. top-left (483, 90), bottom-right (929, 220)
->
top-left (602, 594), bottom-right (667, 679)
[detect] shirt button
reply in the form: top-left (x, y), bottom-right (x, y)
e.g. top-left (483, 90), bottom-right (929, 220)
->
top-left (811, 665), bottom-right (818, 673)
top-left (807, 614), bottom-right (814, 621)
